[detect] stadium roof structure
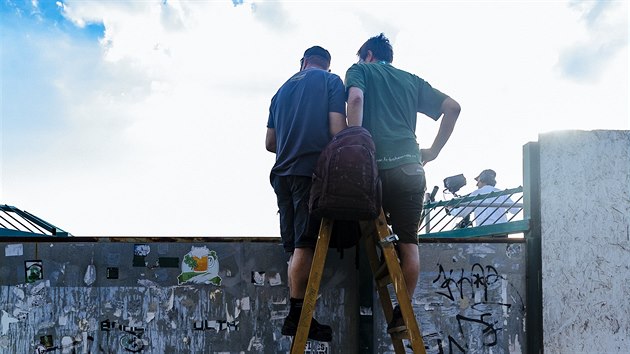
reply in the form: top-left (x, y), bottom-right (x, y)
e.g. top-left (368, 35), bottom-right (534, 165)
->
top-left (0, 205), bottom-right (71, 237)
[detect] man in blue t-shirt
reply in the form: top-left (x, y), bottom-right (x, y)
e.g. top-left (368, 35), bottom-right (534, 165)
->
top-left (345, 33), bottom-right (461, 333)
top-left (266, 46), bottom-right (346, 342)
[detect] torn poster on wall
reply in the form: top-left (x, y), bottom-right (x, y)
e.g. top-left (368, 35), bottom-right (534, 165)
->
top-left (4, 244), bottom-right (23, 257)
top-left (1, 310), bottom-right (19, 335)
top-left (25, 260), bottom-right (43, 283)
top-left (252, 271), bottom-right (265, 286)
top-left (133, 244), bottom-right (151, 256)
top-left (133, 244), bottom-right (151, 267)
top-left (268, 272), bottom-right (282, 286)
top-left (177, 246), bottom-right (222, 285)
top-left (304, 341), bottom-right (330, 354)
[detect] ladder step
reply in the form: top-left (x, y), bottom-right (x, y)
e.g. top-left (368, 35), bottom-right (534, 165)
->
top-left (390, 330), bottom-right (410, 341)
top-left (374, 263), bottom-right (392, 287)
top-left (376, 274), bottom-right (392, 289)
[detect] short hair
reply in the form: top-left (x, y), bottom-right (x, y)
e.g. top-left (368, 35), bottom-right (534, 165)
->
top-left (475, 169), bottom-right (497, 187)
top-left (302, 45), bottom-right (331, 69)
top-left (357, 33), bottom-right (393, 63)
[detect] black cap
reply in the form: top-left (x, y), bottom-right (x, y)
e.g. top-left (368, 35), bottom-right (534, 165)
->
top-left (475, 169), bottom-right (497, 186)
top-left (303, 46), bottom-right (331, 62)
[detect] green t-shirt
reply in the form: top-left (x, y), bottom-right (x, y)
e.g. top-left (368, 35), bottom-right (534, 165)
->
top-left (345, 62), bottom-right (448, 169)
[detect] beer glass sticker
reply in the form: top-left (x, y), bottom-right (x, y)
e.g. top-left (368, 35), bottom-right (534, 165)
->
top-left (178, 246), bottom-right (221, 286)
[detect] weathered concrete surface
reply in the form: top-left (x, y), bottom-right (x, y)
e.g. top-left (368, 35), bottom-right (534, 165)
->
top-left (0, 239), bottom-right (527, 353)
top-left (0, 240), bottom-right (357, 353)
top-left (377, 241), bottom-right (527, 354)
top-left (539, 130), bottom-right (630, 353)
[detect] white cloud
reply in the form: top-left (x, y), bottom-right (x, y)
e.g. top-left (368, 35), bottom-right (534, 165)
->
top-left (250, 0), bottom-right (293, 31)
top-left (2, 1), bottom-right (627, 236)
top-left (558, 0), bottom-right (628, 82)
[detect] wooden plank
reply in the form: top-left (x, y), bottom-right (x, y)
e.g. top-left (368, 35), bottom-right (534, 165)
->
top-left (291, 218), bottom-right (333, 354)
top-left (372, 210), bottom-right (427, 354)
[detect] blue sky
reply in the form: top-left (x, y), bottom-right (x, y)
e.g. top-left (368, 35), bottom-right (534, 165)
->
top-left (1, 0), bottom-right (105, 38)
top-left (1, 0), bottom-right (628, 236)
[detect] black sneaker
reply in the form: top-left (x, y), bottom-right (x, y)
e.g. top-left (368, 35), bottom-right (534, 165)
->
top-left (387, 306), bottom-right (406, 334)
top-left (281, 316), bottom-right (332, 342)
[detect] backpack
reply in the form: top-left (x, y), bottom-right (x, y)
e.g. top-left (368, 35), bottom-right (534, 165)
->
top-left (309, 126), bottom-right (382, 223)
top-left (330, 220), bottom-right (362, 260)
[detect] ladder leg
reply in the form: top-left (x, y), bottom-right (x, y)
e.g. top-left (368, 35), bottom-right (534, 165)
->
top-left (360, 220), bottom-right (395, 325)
top-left (365, 210), bottom-right (427, 354)
top-left (361, 220), bottom-right (406, 354)
top-left (290, 217), bottom-right (333, 354)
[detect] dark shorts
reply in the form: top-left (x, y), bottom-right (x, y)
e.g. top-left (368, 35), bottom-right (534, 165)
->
top-left (271, 174), bottom-right (319, 253)
top-left (380, 163), bottom-right (426, 244)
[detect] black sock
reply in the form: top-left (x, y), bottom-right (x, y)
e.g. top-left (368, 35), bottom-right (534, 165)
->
top-left (289, 297), bottom-right (304, 320)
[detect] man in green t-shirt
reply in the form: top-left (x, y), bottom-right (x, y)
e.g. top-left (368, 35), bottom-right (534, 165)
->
top-left (345, 33), bottom-right (461, 333)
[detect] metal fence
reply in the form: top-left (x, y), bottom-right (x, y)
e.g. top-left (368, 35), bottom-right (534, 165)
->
top-left (419, 187), bottom-right (529, 239)
top-left (0, 204), bottom-right (70, 237)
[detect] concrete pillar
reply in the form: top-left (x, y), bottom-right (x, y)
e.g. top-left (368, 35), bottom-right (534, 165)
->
top-left (539, 130), bottom-right (630, 353)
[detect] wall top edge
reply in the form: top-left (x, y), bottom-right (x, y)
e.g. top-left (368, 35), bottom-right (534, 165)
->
top-left (0, 236), bottom-right (282, 243)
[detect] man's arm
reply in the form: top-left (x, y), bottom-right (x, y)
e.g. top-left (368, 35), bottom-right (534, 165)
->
top-left (346, 87), bottom-right (364, 127)
top-left (421, 97), bottom-right (461, 164)
top-left (265, 128), bottom-right (276, 153)
top-left (329, 112), bottom-right (347, 136)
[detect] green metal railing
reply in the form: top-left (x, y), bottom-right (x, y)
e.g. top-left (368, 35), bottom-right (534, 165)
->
top-left (418, 186), bottom-right (529, 238)
top-left (0, 205), bottom-right (70, 237)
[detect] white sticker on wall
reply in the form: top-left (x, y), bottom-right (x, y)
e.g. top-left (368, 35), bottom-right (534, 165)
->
top-left (4, 244), bottom-right (23, 257)
top-left (1, 310), bottom-right (19, 335)
top-left (268, 273), bottom-right (282, 286)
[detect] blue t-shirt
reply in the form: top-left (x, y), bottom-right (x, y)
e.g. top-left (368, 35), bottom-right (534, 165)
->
top-left (267, 68), bottom-right (346, 178)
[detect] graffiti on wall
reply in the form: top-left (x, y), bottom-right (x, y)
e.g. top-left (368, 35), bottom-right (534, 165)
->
top-left (100, 319), bottom-right (146, 352)
top-left (433, 263), bottom-right (505, 302)
top-left (421, 259), bottom-right (524, 354)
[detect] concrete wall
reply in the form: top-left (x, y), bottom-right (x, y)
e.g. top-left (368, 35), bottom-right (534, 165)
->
top-left (0, 240), bottom-right (358, 353)
top-left (0, 239), bottom-right (527, 353)
top-left (383, 241), bottom-right (527, 354)
top-left (539, 130), bottom-right (630, 353)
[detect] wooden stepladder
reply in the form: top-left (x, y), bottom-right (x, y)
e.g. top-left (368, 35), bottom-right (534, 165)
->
top-left (290, 209), bottom-right (426, 354)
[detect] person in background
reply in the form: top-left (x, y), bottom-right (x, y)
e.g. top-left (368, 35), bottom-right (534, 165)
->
top-left (266, 46), bottom-right (347, 342)
top-left (450, 169), bottom-right (520, 227)
top-left (345, 33), bottom-right (461, 333)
